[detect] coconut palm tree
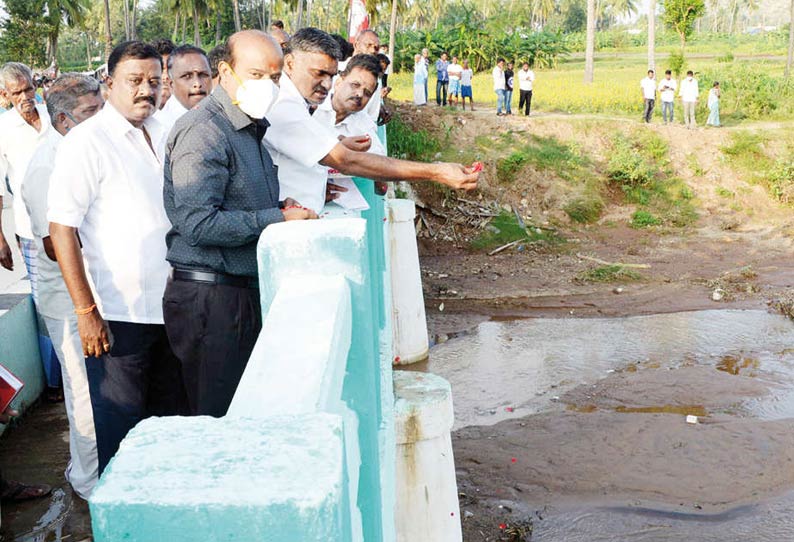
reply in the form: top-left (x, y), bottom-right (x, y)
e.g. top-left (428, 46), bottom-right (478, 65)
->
top-left (787, 0), bottom-right (793, 78)
top-left (648, 0), bottom-right (656, 70)
top-left (584, 0), bottom-right (596, 82)
top-left (232, 0), bottom-right (242, 31)
top-left (103, 0), bottom-right (112, 60)
top-left (44, 0), bottom-right (90, 69)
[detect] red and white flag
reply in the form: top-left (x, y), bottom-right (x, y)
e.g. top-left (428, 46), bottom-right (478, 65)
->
top-left (348, 0), bottom-right (369, 43)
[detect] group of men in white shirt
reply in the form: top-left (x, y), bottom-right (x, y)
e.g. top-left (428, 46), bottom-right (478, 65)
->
top-left (640, 68), bottom-right (699, 127)
top-left (0, 27), bottom-right (480, 501)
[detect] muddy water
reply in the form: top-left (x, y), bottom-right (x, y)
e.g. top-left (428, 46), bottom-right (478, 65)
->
top-left (424, 309), bottom-right (794, 428)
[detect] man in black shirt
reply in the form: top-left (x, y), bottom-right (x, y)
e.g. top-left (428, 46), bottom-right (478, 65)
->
top-left (504, 61), bottom-right (514, 115)
top-left (162, 30), bottom-right (316, 417)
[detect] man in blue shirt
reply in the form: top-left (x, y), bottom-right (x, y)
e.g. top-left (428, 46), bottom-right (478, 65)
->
top-left (435, 52), bottom-right (449, 106)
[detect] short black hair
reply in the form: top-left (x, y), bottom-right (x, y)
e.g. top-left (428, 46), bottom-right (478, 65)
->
top-left (284, 27), bottom-right (342, 61)
top-left (687, 70), bottom-right (694, 76)
top-left (342, 53), bottom-right (382, 81)
top-left (272, 20), bottom-right (284, 29)
top-left (665, 69), bottom-right (672, 75)
top-left (150, 38), bottom-right (176, 57)
top-left (497, 57), bottom-right (505, 64)
top-left (208, 44), bottom-right (229, 79)
top-left (167, 45), bottom-right (208, 72)
top-left (108, 41), bottom-right (162, 76)
top-left (376, 53), bottom-right (391, 67)
top-left (331, 34), bottom-right (354, 62)
top-left (648, 69), bottom-right (654, 74)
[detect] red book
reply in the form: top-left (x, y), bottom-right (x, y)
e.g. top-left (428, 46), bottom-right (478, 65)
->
top-left (0, 364), bottom-right (24, 414)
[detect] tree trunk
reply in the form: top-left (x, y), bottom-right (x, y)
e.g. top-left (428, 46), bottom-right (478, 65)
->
top-left (103, 0), bottom-right (112, 61)
top-left (233, 0), bottom-right (242, 31)
top-left (123, 0), bottom-right (131, 40)
top-left (647, 0), bottom-right (655, 70)
top-left (216, 10), bottom-right (223, 43)
top-left (787, 0), bottom-right (794, 78)
top-left (86, 33), bottom-right (93, 71)
top-left (297, 0), bottom-right (304, 29)
top-left (182, 14), bottom-right (187, 43)
top-left (173, 12), bottom-right (180, 42)
top-left (584, 0), bottom-right (596, 83)
top-left (389, 0), bottom-right (398, 70)
top-left (131, 0), bottom-right (139, 40)
top-left (194, 4), bottom-right (202, 46)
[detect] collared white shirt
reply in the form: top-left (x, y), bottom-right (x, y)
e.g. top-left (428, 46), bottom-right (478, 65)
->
top-left (0, 104), bottom-right (52, 239)
top-left (679, 77), bottom-right (699, 102)
top-left (640, 77), bottom-right (657, 100)
top-left (658, 77), bottom-right (677, 103)
top-left (315, 97), bottom-right (386, 156)
top-left (518, 69), bottom-right (535, 91)
top-left (21, 130), bottom-right (75, 320)
top-left (154, 95), bottom-right (188, 139)
top-left (264, 74), bottom-right (340, 214)
top-left (48, 102), bottom-right (171, 325)
top-left (493, 67), bottom-right (505, 91)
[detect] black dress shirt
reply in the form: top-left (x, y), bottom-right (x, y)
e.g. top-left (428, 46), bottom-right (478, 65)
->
top-left (163, 86), bottom-right (284, 278)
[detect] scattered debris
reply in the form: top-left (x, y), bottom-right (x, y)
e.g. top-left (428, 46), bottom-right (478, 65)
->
top-left (686, 415), bottom-right (699, 424)
top-left (712, 288), bottom-right (726, 302)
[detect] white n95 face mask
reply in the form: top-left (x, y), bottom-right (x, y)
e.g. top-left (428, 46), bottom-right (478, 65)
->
top-left (235, 78), bottom-right (279, 119)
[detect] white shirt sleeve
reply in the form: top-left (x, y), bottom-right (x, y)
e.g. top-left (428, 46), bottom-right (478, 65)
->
top-left (21, 157), bottom-right (52, 239)
top-left (265, 100), bottom-right (339, 168)
top-left (47, 133), bottom-right (101, 228)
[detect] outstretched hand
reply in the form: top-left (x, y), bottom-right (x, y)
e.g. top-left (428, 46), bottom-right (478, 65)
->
top-left (0, 235), bottom-right (12, 271)
top-left (436, 162), bottom-right (480, 191)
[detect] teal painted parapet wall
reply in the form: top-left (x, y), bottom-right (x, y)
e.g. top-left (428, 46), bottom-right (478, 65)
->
top-left (0, 296), bottom-right (44, 435)
top-left (91, 185), bottom-right (397, 541)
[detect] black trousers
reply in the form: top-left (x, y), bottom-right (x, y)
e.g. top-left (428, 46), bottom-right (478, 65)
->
top-left (519, 89), bottom-right (533, 116)
top-left (436, 80), bottom-right (448, 105)
top-left (643, 98), bottom-right (655, 123)
top-left (163, 278), bottom-right (262, 418)
top-left (381, 74), bottom-right (388, 88)
top-left (86, 321), bottom-right (188, 475)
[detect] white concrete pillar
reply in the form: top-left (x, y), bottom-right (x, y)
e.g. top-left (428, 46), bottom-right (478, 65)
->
top-left (394, 371), bottom-right (462, 542)
top-left (387, 200), bottom-right (429, 365)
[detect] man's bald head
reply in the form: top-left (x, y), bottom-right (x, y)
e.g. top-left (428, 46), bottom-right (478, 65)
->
top-left (354, 30), bottom-right (380, 56)
top-left (220, 30), bottom-right (283, 101)
top-left (270, 28), bottom-right (290, 49)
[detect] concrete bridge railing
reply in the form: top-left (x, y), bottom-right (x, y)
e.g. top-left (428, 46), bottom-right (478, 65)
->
top-left (89, 179), bottom-right (461, 541)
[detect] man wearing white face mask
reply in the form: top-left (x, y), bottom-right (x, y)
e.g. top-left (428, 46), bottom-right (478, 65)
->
top-left (162, 30), bottom-right (317, 418)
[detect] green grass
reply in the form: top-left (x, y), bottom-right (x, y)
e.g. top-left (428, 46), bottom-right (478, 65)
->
top-left (388, 56), bottom-right (794, 121)
top-left (386, 116), bottom-right (441, 161)
top-left (564, 197), bottom-right (604, 223)
top-left (494, 134), bottom-right (589, 184)
top-left (631, 210), bottom-right (662, 228)
top-left (578, 264), bottom-right (643, 282)
top-left (471, 212), bottom-right (563, 250)
top-left (716, 186), bottom-right (735, 198)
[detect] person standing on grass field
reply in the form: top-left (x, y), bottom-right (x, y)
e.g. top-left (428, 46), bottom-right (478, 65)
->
top-left (679, 70), bottom-right (699, 129)
top-left (658, 69), bottom-right (677, 124)
top-left (493, 58), bottom-right (506, 116)
top-left (706, 81), bottom-right (720, 127)
top-left (447, 56), bottom-right (463, 109)
top-left (460, 59), bottom-right (474, 111)
top-left (421, 48), bottom-right (430, 101)
top-left (517, 62), bottom-right (535, 116)
top-left (413, 53), bottom-right (427, 105)
top-left (640, 69), bottom-right (656, 123)
top-left (435, 52), bottom-right (449, 106)
top-left (504, 61), bottom-right (514, 115)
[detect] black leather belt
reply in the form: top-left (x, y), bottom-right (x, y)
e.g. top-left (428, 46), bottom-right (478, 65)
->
top-left (171, 269), bottom-right (259, 289)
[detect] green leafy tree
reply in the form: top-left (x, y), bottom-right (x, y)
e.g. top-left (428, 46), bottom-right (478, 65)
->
top-left (662, 0), bottom-right (706, 53)
top-left (0, 0), bottom-right (51, 66)
top-left (44, 0), bottom-right (91, 68)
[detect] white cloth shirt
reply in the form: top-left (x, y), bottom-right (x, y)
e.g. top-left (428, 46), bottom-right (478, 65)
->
top-left (518, 69), bottom-right (535, 91)
top-left (264, 74), bottom-right (340, 214)
top-left (154, 95), bottom-right (188, 141)
top-left (460, 68), bottom-right (473, 86)
top-left (447, 63), bottom-right (463, 81)
top-left (493, 66), bottom-right (505, 91)
top-left (20, 130), bottom-right (75, 319)
top-left (0, 104), bottom-right (52, 239)
top-left (658, 78), bottom-right (677, 103)
top-left (315, 97), bottom-right (386, 156)
top-left (48, 102), bottom-right (171, 325)
top-left (640, 77), bottom-right (657, 100)
top-left (679, 77), bottom-right (699, 102)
